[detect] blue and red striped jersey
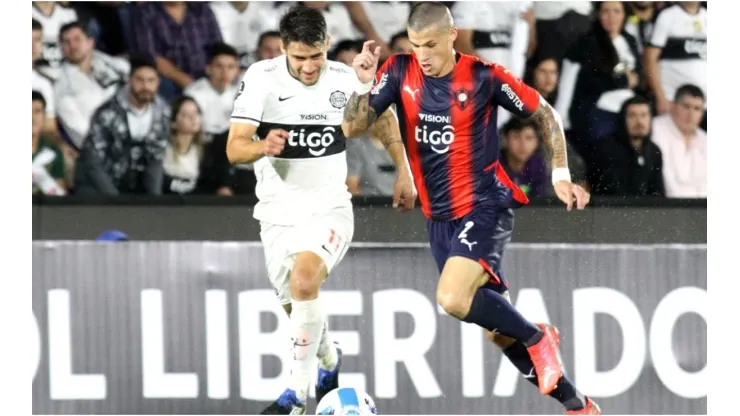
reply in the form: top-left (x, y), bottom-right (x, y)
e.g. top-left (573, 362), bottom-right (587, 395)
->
top-left (368, 52), bottom-right (541, 220)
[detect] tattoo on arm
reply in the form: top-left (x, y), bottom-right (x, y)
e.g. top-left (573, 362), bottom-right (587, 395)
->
top-left (530, 100), bottom-right (568, 169)
top-left (369, 110), bottom-right (402, 149)
top-left (344, 92), bottom-right (378, 135)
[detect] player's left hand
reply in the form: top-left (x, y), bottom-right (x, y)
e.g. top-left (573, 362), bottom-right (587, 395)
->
top-left (553, 181), bottom-right (590, 211)
top-left (392, 172), bottom-right (416, 212)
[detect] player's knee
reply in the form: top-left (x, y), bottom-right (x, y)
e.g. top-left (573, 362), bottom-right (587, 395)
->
top-left (436, 290), bottom-right (472, 320)
top-left (290, 264), bottom-right (322, 300)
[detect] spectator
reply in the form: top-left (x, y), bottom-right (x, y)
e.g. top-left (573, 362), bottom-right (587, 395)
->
top-left (643, 2), bottom-right (707, 115)
top-left (134, 2), bottom-right (223, 100)
top-left (624, 1), bottom-right (657, 54)
top-left (389, 31), bottom-right (412, 54)
top-left (32, 1), bottom-right (78, 77)
top-left (355, 1), bottom-right (410, 45)
top-left (74, 56), bottom-right (170, 196)
top-left (556, 1), bottom-right (641, 158)
top-left (32, 19), bottom-right (57, 136)
top-left (651, 85), bottom-right (707, 198)
top-left (163, 96), bottom-right (233, 196)
top-left (590, 96), bottom-right (665, 196)
top-left (329, 40), bottom-right (361, 63)
top-left (531, 1), bottom-right (592, 63)
top-left (183, 43), bottom-right (240, 137)
top-left (526, 56), bottom-right (559, 105)
top-left (32, 91), bottom-right (67, 196)
top-left (499, 118), bottom-right (549, 199)
top-left (68, 2), bottom-right (128, 57)
top-left (343, 2), bottom-right (392, 59)
top-left (209, 2), bottom-right (282, 69)
top-left (453, 1), bottom-right (533, 80)
top-left (55, 21), bottom-right (130, 150)
top-left (289, 2), bottom-right (362, 48)
top-left (255, 31), bottom-right (282, 61)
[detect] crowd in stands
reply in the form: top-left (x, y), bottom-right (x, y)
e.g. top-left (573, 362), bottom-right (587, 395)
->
top-left (32, 1), bottom-right (707, 200)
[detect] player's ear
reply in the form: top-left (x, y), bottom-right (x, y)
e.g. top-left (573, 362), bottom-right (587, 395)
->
top-left (280, 40), bottom-right (287, 55)
top-left (324, 34), bottom-right (332, 53)
top-left (449, 27), bottom-right (458, 44)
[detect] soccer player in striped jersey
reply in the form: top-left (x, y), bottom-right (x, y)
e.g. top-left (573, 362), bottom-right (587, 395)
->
top-left (341, 2), bottom-right (599, 415)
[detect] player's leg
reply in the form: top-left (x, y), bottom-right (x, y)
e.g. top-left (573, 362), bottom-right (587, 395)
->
top-left (281, 303), bottom-right (339, 378)
top-left (434, 207), bottom-right (562, 395)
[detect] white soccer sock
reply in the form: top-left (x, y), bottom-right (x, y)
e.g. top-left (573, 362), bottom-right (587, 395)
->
top-left (316, 318), bottom-right (339, 371)
top-left (289, 298), bottom-right (325, 402)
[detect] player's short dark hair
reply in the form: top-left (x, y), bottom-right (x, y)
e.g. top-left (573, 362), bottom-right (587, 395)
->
top-left (279, 5), bottom-right (327, 47)
top-left (407, 2), bottom-right (453, 32)
top-left (390, 31), bottom-right (409, 48)
top-left (501, 117), bottom-right (538, 137)
top-left (32, 18), bottom-right (42, 32)
top-left (674, 84), bottom-right (705, 103)
top-left (257, 30), bottom-right (281, 49)
top-left (329, 39), bottom-right (361, 60)
top-left (32, 90), bottom-right (46, 109)
top-left (59, 21), bottom-right (90, 42)
top-left (208, 42), bottom-right (238, 63)
top-left (129, 54), bottom-right (158, 76)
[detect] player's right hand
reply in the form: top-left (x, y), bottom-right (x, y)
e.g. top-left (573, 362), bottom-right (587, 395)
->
top-left (352, 40), bottom-right (381, 84)
top-left (261, 129), bottom-right (288, 156)
top-left (392, 172), bottom-right (416, 212)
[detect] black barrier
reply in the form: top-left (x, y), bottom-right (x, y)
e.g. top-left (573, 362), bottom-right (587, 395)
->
top-left (32, 196), bottom-right (706, 243)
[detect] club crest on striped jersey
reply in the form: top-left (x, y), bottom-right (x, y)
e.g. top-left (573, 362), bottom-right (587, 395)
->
top-left (452, 88), bottom-right (470, 109)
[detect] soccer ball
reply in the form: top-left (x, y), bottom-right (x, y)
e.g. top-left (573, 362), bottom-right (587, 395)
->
top-left (316, 387), bottom-right (378, 415)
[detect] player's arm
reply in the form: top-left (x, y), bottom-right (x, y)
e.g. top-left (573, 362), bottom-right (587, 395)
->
top-left (491, 64), bottom-right (588, 210)
top-left (643, 10), bottom-right (670, 113)
top-left (368, 106), bottom-right (408, 170)
top-left (342, 47), bottom-right (400, 138)
top-left (226, 66), bottom-right (285, 164)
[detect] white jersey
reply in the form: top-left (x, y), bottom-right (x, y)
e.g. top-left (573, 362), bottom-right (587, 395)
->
top-left (648, 5), bottom-right (707, 106)
top-left (230, 56), bottom-right (360, 226)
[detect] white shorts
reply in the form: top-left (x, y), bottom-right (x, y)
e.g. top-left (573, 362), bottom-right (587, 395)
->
top-left (260, 207), bottom-right (354, 305)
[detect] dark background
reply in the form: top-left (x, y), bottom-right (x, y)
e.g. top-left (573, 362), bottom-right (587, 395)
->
top-left (33, 196), bottom-right (706, 243)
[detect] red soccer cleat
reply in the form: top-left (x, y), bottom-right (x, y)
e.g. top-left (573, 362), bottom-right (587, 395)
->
top-left (526, 324), bottom-right (564, 395)
top-left (565, 397), bottom-right (602, 415)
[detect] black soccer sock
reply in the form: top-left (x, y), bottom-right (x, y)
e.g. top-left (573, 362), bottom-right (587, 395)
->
top-left (502, 341), bottom-right (587, 411)
top-left (462, 288), bottom-right (542, 344)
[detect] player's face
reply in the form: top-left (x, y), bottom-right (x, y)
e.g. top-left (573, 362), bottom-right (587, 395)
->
top-left (129, 67), bottom-right (159, 104)
top-left (207, 54), bottom-right (239, 90)
top-left (625, 103), bottom-right (651, 138)
top-left (506, 127), bottom-right (539, 162)
top-left (407, 25), bottom-right (458, 77)
top-left (257, 36), bottom-right (282, 61)
top-left (32, 29), bottom-right (43, 62)
top-left (533, 59), bottom-right (558, 95)
top-left (391, 36), bottom-right (413, 54)
top-left (60, 27), bottom-right (94, 63)
top-left (672, 95), bottom-right (705, 134)
top-left (598, 2), bottom-right (625, 35)
top-left (282, 40), bottom-right (330, 86)
top-left (174, 100), bottom-right (202, 136)
top-left (32, 100), bottom-right (45, 137)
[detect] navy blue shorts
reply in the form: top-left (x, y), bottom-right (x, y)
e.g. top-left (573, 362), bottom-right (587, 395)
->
top-left (427, 206), bottom-right (514, 294)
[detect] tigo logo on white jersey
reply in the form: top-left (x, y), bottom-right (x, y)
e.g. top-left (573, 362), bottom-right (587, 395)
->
top-left (287, 126), bottom-right (337, 157)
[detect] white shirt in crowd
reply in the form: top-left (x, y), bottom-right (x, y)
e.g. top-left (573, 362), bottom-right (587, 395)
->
top-left (648, 4), bottom-right (707, 107)
top-left (32, 70), bottom-right (55, 117)
top-left (533, 1), bottom-right (592, 20)
top-left (184, 78), bottom-right (238, 136)
top-left (54, 52), bottom-right (131, 148)
top-left (651, 114), bottom-right (707, 198)
top-left (32, 4), bottom-right (77, 71)
top-left (209, 2), bottom-right (281, 68)
top-left (360, 1), bottom-right (410, 42)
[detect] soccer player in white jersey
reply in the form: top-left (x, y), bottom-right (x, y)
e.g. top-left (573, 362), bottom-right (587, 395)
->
top-left (226, 5), bottom-right (414, 415)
